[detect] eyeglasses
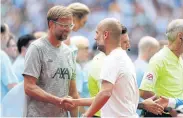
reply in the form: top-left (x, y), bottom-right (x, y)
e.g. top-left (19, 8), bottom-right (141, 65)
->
top-left (52, 20), bottom-right (75, 30)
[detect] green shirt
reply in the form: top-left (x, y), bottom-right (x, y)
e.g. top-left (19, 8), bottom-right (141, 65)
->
top-left (140, 46), bottom-right (183, 99)
top-left (88, 52), bottom-right (106, 116)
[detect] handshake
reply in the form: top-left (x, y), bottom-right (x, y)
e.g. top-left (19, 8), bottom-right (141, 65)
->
top-left (57, 96), bottom-right (77, 111)
top-left (142, 96), bottom-right (177, 116)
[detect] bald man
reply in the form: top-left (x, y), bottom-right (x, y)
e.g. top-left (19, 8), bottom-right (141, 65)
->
top-left (134, 36), bottom-right (160, 88)
top-left (68, 18), bottom-right (139, 117)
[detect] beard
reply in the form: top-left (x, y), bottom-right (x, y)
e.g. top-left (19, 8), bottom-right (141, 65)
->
top-left (97, 44), bottom-right (105, 53)
top-left (55, 32), bottom-right (69, 41)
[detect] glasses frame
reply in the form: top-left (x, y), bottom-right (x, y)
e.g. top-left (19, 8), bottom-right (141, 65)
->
top-left (51, 20), bottom-right (75, 30)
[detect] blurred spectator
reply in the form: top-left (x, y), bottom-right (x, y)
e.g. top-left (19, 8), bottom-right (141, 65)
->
top-left (134, 36), bottom-right (160, 88)
top-left (1, 23), bottom-right (18, 100)
top-left (70, 36), bottom-right (90, 98)
top-left (4, 33), bottom-right (18, 63)
top-left (159, 39), bottom-right (168, 49)
top-left (67, 2), bottom-right (90, 32)
top-left (12, 34), bottom-right (36, 82)
top-left (33, 31), bottom-right (47, 39)
top-left (133, 36), bottom-right (160, 116)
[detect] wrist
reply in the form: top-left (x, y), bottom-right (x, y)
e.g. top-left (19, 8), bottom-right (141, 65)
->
top-left (168, 98), bottom-right (176, 108)
top-left (138, 102), bottom-right (144, 109)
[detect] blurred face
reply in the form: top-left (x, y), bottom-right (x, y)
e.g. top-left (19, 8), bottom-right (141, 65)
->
top-left (77, 46), bottom-right (89, 63)
top-left (73, 15), bottom-right (88, 31)
top-left (121, 34), bottom-right (130, 50)
top-left (6, 39), bottom-right (18, 58)
top-left (95, 26), bottom-right (105, 52)
top-left (51, 17), bottom-right (73, 41)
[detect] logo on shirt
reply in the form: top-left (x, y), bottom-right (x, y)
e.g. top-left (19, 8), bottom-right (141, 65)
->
top-left (47, 59), bottom-right (53, 62)
top-left (52, 68), bottom-right (70, 79)
top-left (146, 73), bottom-right (153, 80)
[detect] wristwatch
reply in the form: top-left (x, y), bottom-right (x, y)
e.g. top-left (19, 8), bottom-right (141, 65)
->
top-left (138, 102), bottom-right (144, 109)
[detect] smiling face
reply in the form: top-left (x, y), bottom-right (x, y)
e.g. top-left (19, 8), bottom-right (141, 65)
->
top-left (50, 17), bottom-right (73, 41)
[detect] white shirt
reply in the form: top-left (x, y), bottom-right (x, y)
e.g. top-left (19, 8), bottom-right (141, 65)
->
top-left (100, 48), bottom-right (139, 117)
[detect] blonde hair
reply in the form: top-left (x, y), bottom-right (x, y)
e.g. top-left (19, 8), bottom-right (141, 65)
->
top-left (67, 2), bottom-right (90, 19)
top-left (47, 5), bottom-right (72, 26)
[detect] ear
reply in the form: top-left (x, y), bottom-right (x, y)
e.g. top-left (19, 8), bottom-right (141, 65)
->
top-left (103, 31), bottom-right (109, 40)
top-left (178, 32), bottom-right (183, 41)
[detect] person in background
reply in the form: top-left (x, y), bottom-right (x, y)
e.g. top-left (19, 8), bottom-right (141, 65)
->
top-left (120, 25), bottom-right (130, 50)
top-left (33, 31), bottom-right (47, 39)
top-left (12, 34), bottom-right (36, 82)
top-left (0, 23), bottom-right (18, 100)
top-left (140, 19), bottom-right (183, 117)
top-left (64, 2), bottom-right (90, 48)
top-left (4, 33), bottom-right (18, 63)
top-left (134, 36), bottom-right (160, 88)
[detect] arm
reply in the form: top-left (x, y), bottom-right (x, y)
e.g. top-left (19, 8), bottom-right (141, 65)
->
top-left (24, 75), bottom-right (64, 107)
top-left (140, 90), bottom-right (155, 99)
top-left (138, 96), bottom-right (164, 115)
top-left (68, 79), bottom-right (80, 117)
top-left (1, 51), bottom-right (18, 90)
top-left (139, 59), bottom-right (161, 99)
top-left (84, 80), bottom-right (113, 117)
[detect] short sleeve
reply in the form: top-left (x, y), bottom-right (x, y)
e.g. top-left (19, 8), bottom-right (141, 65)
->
top-left (100, 57), bottom-right (118, 85)
top-left (23, 44), bottom-right (41, 79)
top-left (71, 51), bottom-right (76, 80)
top-left (139, 59), bottom-right (161, 92)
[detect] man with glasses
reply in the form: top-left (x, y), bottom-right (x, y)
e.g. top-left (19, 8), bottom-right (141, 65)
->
top-left (23, 6), bottom-right (79, 117)
top-left (140, 19), bottom-right (183, 117)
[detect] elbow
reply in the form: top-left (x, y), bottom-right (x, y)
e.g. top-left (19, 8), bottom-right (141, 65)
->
top-left (24, 82), bottom-right (34, 96)
top-left (100, 90), bottom-right (112, 99)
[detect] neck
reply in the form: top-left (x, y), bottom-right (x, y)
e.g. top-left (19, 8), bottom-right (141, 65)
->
top-left (21, 52), bottom-right (25, 57)
top-left (138, 54), bottom-right (148, 62)
top-left (105, 43), bottom-right (120, 55)
top-left (48, 31), bottom-right (61, 47)
top-left (168, 44), bottom-right (181, 58)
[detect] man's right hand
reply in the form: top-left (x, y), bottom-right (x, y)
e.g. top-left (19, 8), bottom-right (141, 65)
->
top-left (143, 96), bottom-right (164, 115)
top-left (60, 96), bottom-right (76, 111)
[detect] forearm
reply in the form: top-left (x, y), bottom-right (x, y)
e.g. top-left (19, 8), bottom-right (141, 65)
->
top-left (25, 84), bottom-right (60, 105)
top-left (140, 90), bottom-right (155, 99)
top-left (85, 91), bottom-right (110, 117)
top-left (69, 92), bottom-right (79, 117)
top-left (73, 98), bottom-right (94, 106)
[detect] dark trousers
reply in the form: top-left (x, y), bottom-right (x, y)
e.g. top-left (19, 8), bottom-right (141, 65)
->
top-left (142, 110), bottom-right (172, 117)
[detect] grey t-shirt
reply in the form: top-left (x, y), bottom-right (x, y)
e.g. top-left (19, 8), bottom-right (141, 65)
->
top-left (23, 36), bottom-right (76, 117)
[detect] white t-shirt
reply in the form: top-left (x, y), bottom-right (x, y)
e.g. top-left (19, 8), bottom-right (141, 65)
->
top-left (100, 48), bottom-right (139, 117)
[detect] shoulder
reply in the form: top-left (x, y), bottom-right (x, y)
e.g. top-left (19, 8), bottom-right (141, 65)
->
top-left (30, 36), bottom-right (47, 49)
top-left (149, 49), bottom-right (167, 66)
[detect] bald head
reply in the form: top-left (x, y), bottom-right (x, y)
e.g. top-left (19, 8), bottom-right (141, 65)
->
top-left (166, 19), bottom-right (183, 42)
top-left (70, 36), bottom-right (89, 49)
top-left (138, 36), bottom-right (160, 61)
top-left (97, 18), bottom-right (122, 40)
